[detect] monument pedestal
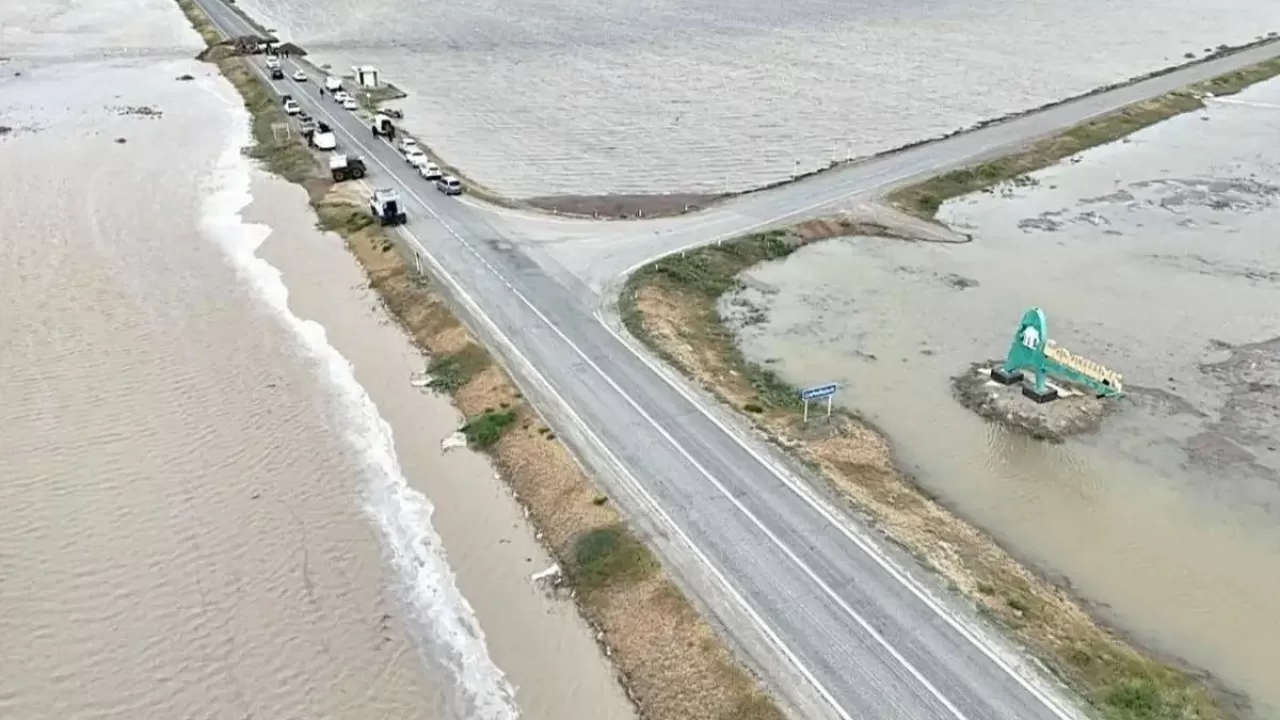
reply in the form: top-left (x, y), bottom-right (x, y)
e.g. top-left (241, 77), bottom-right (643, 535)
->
top-left (1021, 384), bottom-right (1059, 404)
top-left (990, 366), bottom-right (1024, 386)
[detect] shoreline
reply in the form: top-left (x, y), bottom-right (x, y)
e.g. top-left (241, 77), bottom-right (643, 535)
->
top-left (189, 0), bottom-right (1280, 220)
top-left (172, 2), bottom-right (787, 718)
top-left (614, 52), bottom-right (1280, 720)
top-left (246, 168), bottom-right (635, 719)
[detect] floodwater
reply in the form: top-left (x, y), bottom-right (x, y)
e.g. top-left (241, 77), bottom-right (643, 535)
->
top-left (0, 1), bottom-right (633, 719)
top-left (230, 0), bottom-right (1280, 195)
top-left (724, 78), bottom-right (1280, 715)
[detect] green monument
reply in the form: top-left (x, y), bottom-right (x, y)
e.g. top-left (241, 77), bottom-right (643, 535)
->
top-left (991, 307), bottom-right (1124, 403)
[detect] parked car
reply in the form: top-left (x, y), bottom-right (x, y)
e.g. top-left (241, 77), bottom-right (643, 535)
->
top-left (435, 175), bottom-right (463, 196)
top-left (404, 148), bottom-right (428, 168)
top-left (283, 99), bottom-right (301, 115)
top-left (341, 96), bottom-right (360, 111)
top-left (292, 70), bottom-right (307, 82)
top-left (418, 162), bottom-right (442, 180)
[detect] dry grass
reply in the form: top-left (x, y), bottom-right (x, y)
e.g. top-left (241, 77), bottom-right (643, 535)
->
top-left (888, 55), bottom-right (1280, 220)
top-left (174, 1), bottom-right (783, 717)
top-left (620, 230), bottom-right (1243, 720)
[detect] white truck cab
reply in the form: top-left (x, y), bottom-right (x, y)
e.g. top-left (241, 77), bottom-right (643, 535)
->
top-left (324, 76), bottom-right (343, 92)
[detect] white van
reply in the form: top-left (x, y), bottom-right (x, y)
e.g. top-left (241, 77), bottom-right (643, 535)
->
top-left (324, 76), bottom-right (343, 92)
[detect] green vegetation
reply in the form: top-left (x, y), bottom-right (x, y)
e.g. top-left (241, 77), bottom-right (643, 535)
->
top-left (889, 55), bottom-right (1280, 220)
top-left (619, 230), bottom-right (806, 411)
top-left (425, 344), bottom-right (491, 394)
top-left (569, 525), bottom-right (659, 593)
top-left (461, 410), bottom-right (517, 448)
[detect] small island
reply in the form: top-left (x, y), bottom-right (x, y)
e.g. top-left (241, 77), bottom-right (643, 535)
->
top-left (953, 307), bottom-right (1123, 441)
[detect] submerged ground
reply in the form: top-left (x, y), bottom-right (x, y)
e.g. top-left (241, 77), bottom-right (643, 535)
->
top-left (233, 0), bottom-right (1277, 195)
top-left (722, 78), bottom-right (1280, 715)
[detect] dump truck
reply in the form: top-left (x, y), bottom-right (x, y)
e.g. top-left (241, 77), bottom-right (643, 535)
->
top-left (370, 113), bottom-right (395, 140)
top-left (329, 154), bottom-right (367, 182)
top-left (369, 188), bottom-right (407, 226)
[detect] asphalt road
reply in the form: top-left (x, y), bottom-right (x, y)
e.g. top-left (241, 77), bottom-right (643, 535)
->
top-left (186, 3), bottom-right (1280, 717)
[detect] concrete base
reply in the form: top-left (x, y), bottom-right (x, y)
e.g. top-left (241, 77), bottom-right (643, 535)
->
top-left (1022, 384), bottom-right (1059, 404)
top-left (990, 366), bottom-right (1024, 386)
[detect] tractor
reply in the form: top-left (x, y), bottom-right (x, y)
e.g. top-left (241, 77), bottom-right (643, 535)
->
top-left (329, 154), bottom-right (367, 182)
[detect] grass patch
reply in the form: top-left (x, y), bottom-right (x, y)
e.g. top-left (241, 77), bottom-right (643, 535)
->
top-left (316, 203), bottom-right (374, 234)
top-left (619, 231), bottom-right (808, 412)
top-left (622, 227), bottom-right (1242, 720)
top-left (461, 410), bottom-right (517, 449)
top-left (425, 344), bottom-right (491, 393)
top-left (888, 55), bottom-right (1280, 220)
top-left (569, 525), bottom-right (659, 593)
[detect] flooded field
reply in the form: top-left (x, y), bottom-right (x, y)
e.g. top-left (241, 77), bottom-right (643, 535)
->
top-left (232, 0), bottom-right (1278, 196)
top-left (723, 78), bottom-right (1280, 715)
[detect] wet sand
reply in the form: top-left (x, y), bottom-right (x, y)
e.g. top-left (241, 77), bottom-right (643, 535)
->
top-left (0, 2), bottom-right (634, 718)
top-left (724, 78), bottom-right (1280, 715)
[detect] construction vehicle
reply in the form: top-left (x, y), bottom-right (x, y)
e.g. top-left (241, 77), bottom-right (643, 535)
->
top-left (369, 188), bottom-right (407, 226)
top-left (370, 113), bottom-right (396, 140)
top-left (329, 154), bottom-right (367, 182)
top-left (309, 121), bottom-right (336, 150)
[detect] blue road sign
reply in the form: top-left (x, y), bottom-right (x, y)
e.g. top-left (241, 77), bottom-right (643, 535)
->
top-left (799, 383), bottom-right (838, 401)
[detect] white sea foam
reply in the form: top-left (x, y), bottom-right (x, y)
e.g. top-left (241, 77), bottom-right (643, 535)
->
top-left (195, 77), bottom-right (521, 720)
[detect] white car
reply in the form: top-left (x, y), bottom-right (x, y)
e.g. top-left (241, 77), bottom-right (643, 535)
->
top-left (404, 148), bottom-right (427, 168)
top-left (292, 70), bottom-right (307, 82)
top-left (283, 99), bottom-right (301, 115)
top-left (435, 175), bottom-right (463, 196)
top-left (398, 137), bottom-right (418, 152)
top-left (418, 162), bottom-right (442, 180)
top-left (341, 96), bottom-right (359, 111)
top-left (332, 90), bottom-right (350, 103)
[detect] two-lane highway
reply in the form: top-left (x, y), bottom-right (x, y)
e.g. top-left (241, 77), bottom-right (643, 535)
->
top-left (190, 2), bottom-right (1086, 718)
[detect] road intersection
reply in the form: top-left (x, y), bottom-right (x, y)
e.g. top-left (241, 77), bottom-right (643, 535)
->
top-left (187, 4), bottom-right (1280, 717)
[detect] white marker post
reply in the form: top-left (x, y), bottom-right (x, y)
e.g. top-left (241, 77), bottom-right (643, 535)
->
top-left (799, 383), bottom-right (839, 425)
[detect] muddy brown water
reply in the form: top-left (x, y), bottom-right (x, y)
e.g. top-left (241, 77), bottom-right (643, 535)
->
top-left (724, 79), bottom-right (1280, 716)
top-left (0, 3), bottom-right (634, 718)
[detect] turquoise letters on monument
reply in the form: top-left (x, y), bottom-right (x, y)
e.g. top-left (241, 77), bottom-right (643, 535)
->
top-left (1003, 307), bottom-right (1049, 393)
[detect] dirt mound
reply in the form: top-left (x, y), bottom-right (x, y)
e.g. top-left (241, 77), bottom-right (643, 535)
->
top-left (952, 361), bottom-right (1112, 441)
